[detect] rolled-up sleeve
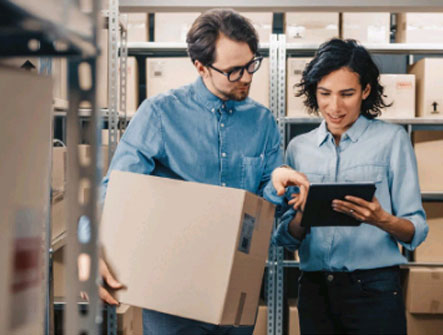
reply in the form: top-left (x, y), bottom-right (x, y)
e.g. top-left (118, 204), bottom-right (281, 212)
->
top-left (389, 128), bottom-right (428, 250)
top-left (272, 208), bottom-right (302, 251)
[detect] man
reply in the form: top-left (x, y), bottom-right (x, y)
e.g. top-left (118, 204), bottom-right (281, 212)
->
top-left (99, 9), bottom-right (308, 334)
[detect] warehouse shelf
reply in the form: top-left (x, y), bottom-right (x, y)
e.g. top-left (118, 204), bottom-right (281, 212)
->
top-left (54, 108), bottom-right (126, 119)
top-left (0, 0), bottom-right (97, 56)
top-left (119, 0), bottom-right (443, 13)
top-left (282, 261), bottom-right (443, 268)
top-left (422, 192), bottom-right (443, 202)
top-left (127, 42), bottom-right (271, 57)
top-left (285, 43), bottom-right (443, 56)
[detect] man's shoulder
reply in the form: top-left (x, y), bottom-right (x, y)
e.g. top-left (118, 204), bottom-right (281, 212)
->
top-left (148, 82), bottom-right (195, 107)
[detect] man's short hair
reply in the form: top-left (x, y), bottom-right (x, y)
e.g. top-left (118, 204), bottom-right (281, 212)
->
top-left (186, 9), bottom-right (259, 66)
top-left (297, 38), bottom-right (391, 118)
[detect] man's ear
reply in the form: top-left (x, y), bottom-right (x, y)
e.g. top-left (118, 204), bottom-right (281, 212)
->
top-left (194, 60), bottom-right (209, 78)
top-left (362, 83), bottom-right (371, 100)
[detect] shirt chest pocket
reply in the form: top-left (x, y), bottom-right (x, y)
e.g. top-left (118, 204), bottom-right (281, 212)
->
top-left (241, 154), bottom-right (265, 193)
top-left (305, 172), bottom-right (326, 183)
top-left (342, 165), bottom-right (385, 185)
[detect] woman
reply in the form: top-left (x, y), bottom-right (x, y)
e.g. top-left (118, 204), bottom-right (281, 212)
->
top-left (273, 39), bottom-right (428, 334)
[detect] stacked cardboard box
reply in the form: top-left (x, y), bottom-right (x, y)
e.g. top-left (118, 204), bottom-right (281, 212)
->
top-left (288, 299), bottom-right (300, 335)
top-left (154, 13), bottom-right (201, 42)
top-left (342, 13), bottom-right (390, 44)
top-left (408, 58), bottom-right (443, 118)
top-left (379, 74), bottom-right (415, 119)
top-left (413, 131), bottom-right (443, 192)
top-left (415, 203), bottom-right (443, 262)
top-left (405, 268), bottom-right (443, 335)
top-left (286, 13), bottom-right (339, 43)
top-left (126, 14), bottom-right (150, 42)
top-left (241, 12), bottom-right (273, 43)
top-left (117, 304), bottom-right (143, 335)
top-left (101, 171), bottom-right (275, 325)
top-left (252, 304), bottom-right (267, 335)
top-left (397, 13), bottom-right (443, 44)
top-left (0, 67), bottom-right (52, 335)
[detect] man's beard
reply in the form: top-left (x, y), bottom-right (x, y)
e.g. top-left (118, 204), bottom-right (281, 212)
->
top-left (217, 84), bottom-right (251, 101)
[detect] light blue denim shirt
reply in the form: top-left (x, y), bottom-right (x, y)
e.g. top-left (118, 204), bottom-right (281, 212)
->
top-left (101, 76), bottom-right (283, 200)
top-left (270, 115), bottom-right (428, 272)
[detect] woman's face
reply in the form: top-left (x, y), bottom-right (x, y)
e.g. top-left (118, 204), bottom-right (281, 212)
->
top-left (316, 67), bottom-right (371, 138)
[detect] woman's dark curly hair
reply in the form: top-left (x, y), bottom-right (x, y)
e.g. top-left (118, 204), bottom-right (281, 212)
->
top-left (296, 38), bottom-right (391, 118)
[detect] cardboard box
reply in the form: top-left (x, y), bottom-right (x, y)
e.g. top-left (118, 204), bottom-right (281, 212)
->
top-left (286, 57), bottom-right (317, 118)
top-left (52, 146), bottom-right (67, 193)
top-left (127, 13), bottom-right (149, 42)
top-left (252, 304), bottom-right (267, 335)
top-left (286, 13), bottom-right (339, 43)
top-left (413, 131), bottom-right (443, 192)
top-left (117, 304), bottom-right (143, 335)
top-left (0, 67), bottom-right (52, 335)
top-left (342, 13), bottom-right (390, 44)
top-left (379, 74), bottom-right (415, 119)
top-left (101, 171), bottom-right (275, 325)
top-left (406, 267), bottom-right (443, 314)
top-left (288, 299), bottom-right (300, 335)
top-left (52, 247), bottom-right (65, 298)
top-left (397, 13), bottom-right (443, 44)
top-left (241, 12), bottom-right (273, 43)
top-left (250, 57), bottom-right (269, 108)
top-left (415, 203), bottom-right (443, 262)
top-left (154, 13), bottom-right (201, 42)
top-left (408, 58), bottom-right (443, 118)
top-left (123, 57), bottom-right (139, 117)
top-left (52, 58), bottom-right (68, 102)
top-left (51, 191), bottom-right (65, 242)
top-left (0, 58), bottom-right (39, 72)
top-left (146, 57), bottom-right (198, 97)
top-left (407, 312), bottom-right (443, 335)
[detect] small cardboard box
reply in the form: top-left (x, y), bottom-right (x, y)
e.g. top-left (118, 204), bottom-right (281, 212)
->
top-left (413, 131), bottom-right (443, 192)
top-left (127, 14), bottom-right (149, 42)
top-left (241, 12), bottom-right (273, 43)
top-left (252, 304), bottom-right (267, 335)
top-left (397, 13), bottom-right (443, 44)
top-left (415, 203), bottom-right (443, 262)
top-left (286, 13), bottom-right (339, 43)
top-left (52, 147), bottom-right (67, 193)
top-left (154, 13), bottom-right (201, 42)
top-left (101, 171), bottom-right (275, 325)
top-left (405, 267), bottom-right (443, 314)
top-left (408, 58), bottom-right (443, 118)
top-left (379, 74), bottom-right (415, 119)
top-left (407, 312), bottom-right (443, 335)
top-left (288, 299), bottom-right (300, 335)
top-left (342, 13), bottom-right (390, 44)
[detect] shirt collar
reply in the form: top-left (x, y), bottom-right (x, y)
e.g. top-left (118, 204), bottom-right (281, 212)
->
top-left (317, 114), bottom-right (371, 147)
top-left (192, 76), bottom-right (242, 114)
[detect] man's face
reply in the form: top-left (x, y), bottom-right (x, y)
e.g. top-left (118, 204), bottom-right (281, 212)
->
top-left (202, 34), bottom-right (255, 101)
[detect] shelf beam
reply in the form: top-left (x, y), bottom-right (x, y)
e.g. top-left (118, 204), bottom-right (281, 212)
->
top-left (120, 0), bottom-right (443, 13)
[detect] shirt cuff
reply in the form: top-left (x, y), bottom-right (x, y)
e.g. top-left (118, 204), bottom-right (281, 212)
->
top-left (272, 208), bottom-right (302, 251)
top-left (398, 214), bottom-right (429, 251)
top-left (263, 181), bottom-right (285, 205)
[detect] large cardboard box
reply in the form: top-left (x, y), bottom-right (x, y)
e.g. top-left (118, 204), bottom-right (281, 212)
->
top-left (52, 146), bottom-right (67, 193)
top-left (117, 304), bottom-right (143, 335)
top-left (122, 57), bottom-right (139, 117)
top-left (154, 13), bottom-right (201, 42)
top-left (407, 312), bottom-right (443, 335)
top-left (342, 13), bottom-right (390, 44)
top-left (379, 74), bottom-right (415, 119)
top-left (241, 12), bottom-right (273, 43)
top-left (127, 13), bottom-right (149, 42)
top-left (146, 57), bottom-right (198, 97)
top-left (286, 57), bottom-right (318, 118)
top-left (288, 299), bottom-right (300, 335)
top-left (397, 13), bottom-right (443, 44)
top-left (252, 304), bottom-right (267, 335)
top-left (286, 13), bottom-right (339, 43)
top-left (406, 267), bottom-right (443, 314)
top-left (408, 58), bottom-right (443, 118)
top-left (415, 202), bottom-right (443, 262)
top-left (250, 57), bottom-right (269, 108)
top-left (413, 131), bottom-right (443, 192)
top-left (101, 171), bottom-right (275, 325)
top-left (0, 67), bottom-right (52, 335)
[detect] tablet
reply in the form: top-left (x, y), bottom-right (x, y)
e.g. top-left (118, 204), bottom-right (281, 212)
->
top-left (300, 182), bottom-right (376, 228)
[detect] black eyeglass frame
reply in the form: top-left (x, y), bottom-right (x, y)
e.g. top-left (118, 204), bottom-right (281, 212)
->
top-left (207, 55), bottom-right (264, 82)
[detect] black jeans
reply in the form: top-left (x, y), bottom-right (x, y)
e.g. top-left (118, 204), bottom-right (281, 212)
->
top-left (298, 266), bottom-right (407, 335)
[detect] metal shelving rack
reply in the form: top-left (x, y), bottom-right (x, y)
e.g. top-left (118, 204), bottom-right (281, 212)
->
top-left (109, 2), bottom-right (443, 335)
top-left (1, 1), bottom-right (104, 335)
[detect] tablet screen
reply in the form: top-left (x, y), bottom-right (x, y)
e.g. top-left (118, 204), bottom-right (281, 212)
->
top-left (300, 182), bottom-right (376, 228)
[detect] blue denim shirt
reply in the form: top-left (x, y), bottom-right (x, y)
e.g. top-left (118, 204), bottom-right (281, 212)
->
top-left (101, 77), bottom-right (283, 200)
top-left (270, 115), bottom-right (428, 272)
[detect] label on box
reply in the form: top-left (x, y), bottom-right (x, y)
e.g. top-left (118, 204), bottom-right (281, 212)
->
top-left (238, 213), bottom-right (255, 254)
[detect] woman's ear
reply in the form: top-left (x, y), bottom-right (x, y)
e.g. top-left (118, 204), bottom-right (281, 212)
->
top-left (362, 84), bottom-right (371, 100)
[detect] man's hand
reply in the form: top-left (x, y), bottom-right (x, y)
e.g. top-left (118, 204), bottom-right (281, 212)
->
top-left (271, 166), bottom-right (309, 210)
top-left (80, 258), bottom-right (123, 305)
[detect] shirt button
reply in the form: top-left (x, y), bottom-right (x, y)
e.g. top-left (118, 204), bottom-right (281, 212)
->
top-left (220, 123), bottom-right (225, 128)
top-left (221, 152), bottom-right (227, 157)
top-left (211, 108), bottom-right (215, 113)
top-left (229, 109), bottom-right (233, 113)
top-left (222, 104), bottom-right (225, 109)
top-left (327, 274), bottom-right (334, 282)
top-left (221, 183), bottom-right (226, 187)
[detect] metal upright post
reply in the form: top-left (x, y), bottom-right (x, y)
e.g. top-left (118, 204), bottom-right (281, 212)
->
top-left (119, 14), bottom-right (129, 135)
top-left (64, 0), bottom-right (103, 334)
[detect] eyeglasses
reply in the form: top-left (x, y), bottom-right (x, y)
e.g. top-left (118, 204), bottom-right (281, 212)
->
top-left (208, 55), bottom-right (263, 82)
